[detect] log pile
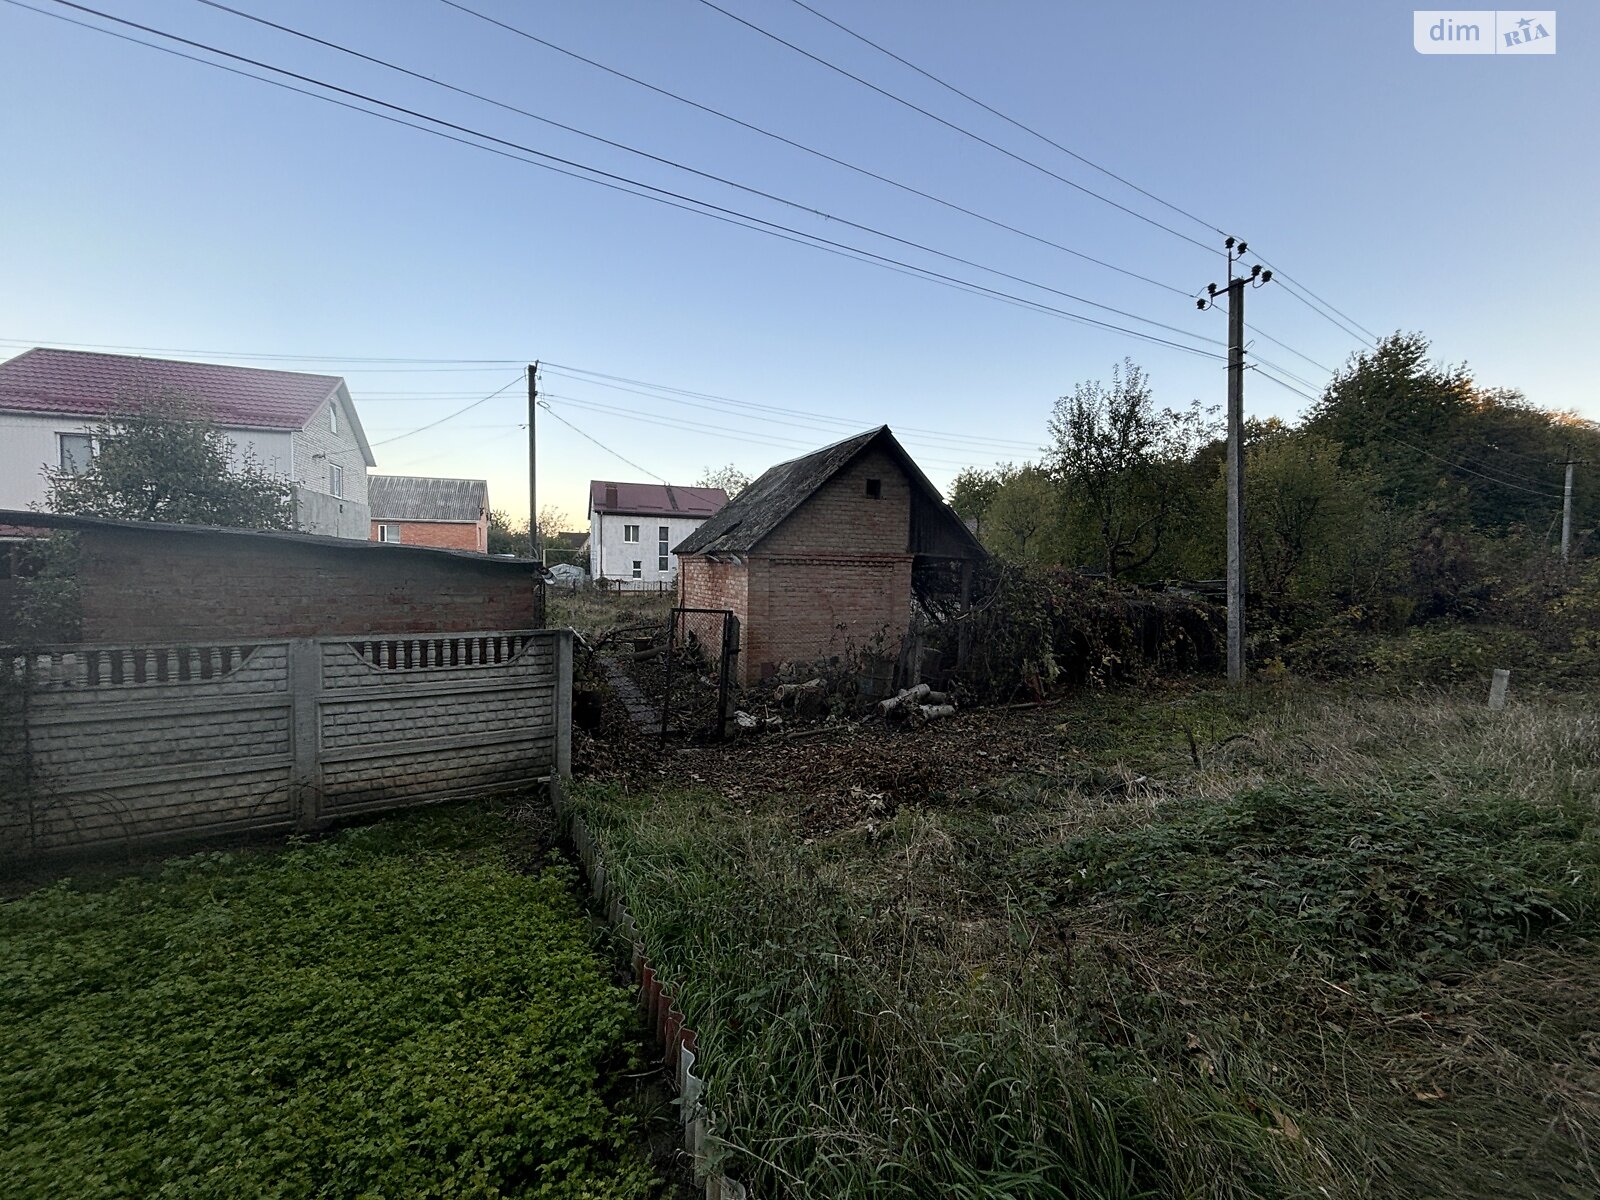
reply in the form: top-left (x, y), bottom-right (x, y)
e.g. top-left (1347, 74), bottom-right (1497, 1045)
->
top-left (877, 683), bottom-right (957, 725)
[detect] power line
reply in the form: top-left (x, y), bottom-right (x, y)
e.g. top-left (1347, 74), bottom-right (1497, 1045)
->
top-left (535, 401), bottom-right (667, 483)
top-left (539, 363), bottom-right (1042, 452)
top-left (436, 0), bottom-right (1193, 298)
top-left (367, 373), bottom-right (524, 448)
top-left (1253, 258), bottom-right (1383, 345)
top-left (782, 0), bottom-right (1227, 241)
top-left (692, 0), bottom-right (1218, 255)
top-left (177, 0), bottom-right (1221, 350)
top-left (17, 0), bottom-right (1228, 363)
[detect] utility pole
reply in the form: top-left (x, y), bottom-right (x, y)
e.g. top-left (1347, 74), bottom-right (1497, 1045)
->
top-left (1561, 445), bottom-right (1583, 563)
top-left (527, 362), bottom-right (539, 562)
top-left (1198, 239), bottom-right (1272, 684)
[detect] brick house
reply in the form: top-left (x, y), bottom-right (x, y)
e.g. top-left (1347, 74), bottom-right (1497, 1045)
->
top-left (673, 426), bottom-right (984, 685)
top-left (369, 475), bottom-right (489, 553)
top-left (0, 348), bottom-right (376, 539)
top-left (587, 481), bottom-right (727, 586)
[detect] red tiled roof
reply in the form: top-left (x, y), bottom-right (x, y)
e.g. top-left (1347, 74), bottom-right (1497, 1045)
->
top-left (588, 480), bottom-right (728, 518)
top-left (0, 348), bottom-right (343, 430)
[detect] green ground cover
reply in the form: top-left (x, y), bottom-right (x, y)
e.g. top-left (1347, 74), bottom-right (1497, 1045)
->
top-left (0, 802), bottom-right (668, 1200)
top-left (572, 683), bottom-right (1600, 1199)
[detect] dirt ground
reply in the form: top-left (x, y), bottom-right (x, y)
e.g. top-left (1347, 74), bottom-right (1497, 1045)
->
top-left (576, 683), bottom-right (1095, 836)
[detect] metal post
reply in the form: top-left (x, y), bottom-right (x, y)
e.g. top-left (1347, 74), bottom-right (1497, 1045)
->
top-left (1225, 276), bottom-right (1246, 684)
top-left (659, 613), bottom-right (676, 743)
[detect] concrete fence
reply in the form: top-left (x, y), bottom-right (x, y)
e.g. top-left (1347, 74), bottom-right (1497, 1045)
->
top-left (2, 628), bottom-right (571, 855)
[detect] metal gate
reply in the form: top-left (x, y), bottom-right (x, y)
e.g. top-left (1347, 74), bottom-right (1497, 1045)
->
top-left (659, 608), bottom-right (739, 741)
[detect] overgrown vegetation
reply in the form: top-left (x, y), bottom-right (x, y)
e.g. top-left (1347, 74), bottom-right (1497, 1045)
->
top-left (0, 802), bottom-right (668, 1199)
top-left (948, 332), bottom-right (1599, 682)
top-left (570, 684), bottom-right (1600, 1198)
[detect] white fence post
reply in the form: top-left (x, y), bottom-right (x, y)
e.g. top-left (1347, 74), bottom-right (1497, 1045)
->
top-left (1488, 667), bottom-right (1511, 711)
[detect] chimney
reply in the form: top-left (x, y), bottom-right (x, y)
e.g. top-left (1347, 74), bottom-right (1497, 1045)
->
top-left (604, 484), bottom-right (618, 509)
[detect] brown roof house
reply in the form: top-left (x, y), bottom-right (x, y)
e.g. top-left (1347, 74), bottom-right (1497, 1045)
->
top-left (369, 475), bottom-right (489, 553)
top-left (673, 426), bottom-right (984, 686)
top-left (0, 348), bottom-right (376, 538)
top-left (587, 480), bottom-right (727, 586)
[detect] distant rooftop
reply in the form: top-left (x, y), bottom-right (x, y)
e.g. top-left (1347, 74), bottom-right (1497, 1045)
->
top-left (369, 475), bottom-right (488, 523)
top-left (588, 480), bottom-right (727, 518)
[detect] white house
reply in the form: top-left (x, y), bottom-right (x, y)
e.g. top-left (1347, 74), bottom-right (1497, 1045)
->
top-left (587, 481), bottom-right (727, 585)
top-left (0, 348), bottom-right (376, 539)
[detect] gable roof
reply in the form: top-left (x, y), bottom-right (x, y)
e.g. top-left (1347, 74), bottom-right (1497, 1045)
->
top-left (0, 348), bottom-right (378, 466)
top-left (673, 425), bottom-right (985, 559)
top-left (588, 480), bottom-right (727, 518)
top-left (369, 475), bottom-right (488, 522)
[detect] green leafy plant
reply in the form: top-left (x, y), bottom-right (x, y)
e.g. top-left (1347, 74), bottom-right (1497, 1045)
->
top-left (0, 803), bottom-right (663, 1199)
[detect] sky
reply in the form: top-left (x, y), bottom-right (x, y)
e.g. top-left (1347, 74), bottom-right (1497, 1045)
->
top-left (2, 1), bottom-right (1594, 529)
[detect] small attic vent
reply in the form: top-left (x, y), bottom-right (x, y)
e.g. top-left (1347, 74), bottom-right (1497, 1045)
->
top-left (865, 478), bottom-right (882, 499)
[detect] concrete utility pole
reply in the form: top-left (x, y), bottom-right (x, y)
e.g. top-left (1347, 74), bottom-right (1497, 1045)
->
top-left (527, 362), bottom-right (539, 562)
top-left (1198, 239), bottom-right (1272, 684)
top-left (1561, 446), bottom-right (1580, 563)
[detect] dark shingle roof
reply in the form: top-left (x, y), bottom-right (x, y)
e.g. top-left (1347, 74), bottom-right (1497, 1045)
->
top-left (674, 429), bottom-right (882, 556)
top-left (673, 425), bottom-right (985, 563)
top-left (369, 475), bottom-right (488, 522)
top-left (588, 481), bottom-right (727, 517)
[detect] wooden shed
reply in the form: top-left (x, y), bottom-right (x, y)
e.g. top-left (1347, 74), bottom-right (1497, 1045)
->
top-left (673, 426), bottom-right (984, 686)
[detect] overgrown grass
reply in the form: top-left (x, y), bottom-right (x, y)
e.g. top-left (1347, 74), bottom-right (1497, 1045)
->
top-left (0, 802), bottom-right (663, 1199)
top-left (549, 589), bottom-right (673, 641)
top-left (571, 684), bottom-right (1600, 1198)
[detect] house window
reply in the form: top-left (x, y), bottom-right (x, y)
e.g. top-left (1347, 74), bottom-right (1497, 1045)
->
top-left (658, 525), bottom-right (670, 573)
top-left (623, 523), bottom-right (640, 542)
top-left (58, 433), bottom-right (95, 475)
top-left (328, 404), bottom-right (338, 434)
top-left (865, 478), bottom-right (882, 499)
top-left (631, 560), bottom-right (642, 579)
top-left (377, 524), bottom-right (401, 543)
top-left (330, 463), bottom-right (344, 497)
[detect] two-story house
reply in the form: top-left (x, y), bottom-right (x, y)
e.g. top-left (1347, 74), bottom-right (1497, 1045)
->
top-left (0, 348), bottom-right (375, 538)
top-left (587, 481), bottom-right (727, 585)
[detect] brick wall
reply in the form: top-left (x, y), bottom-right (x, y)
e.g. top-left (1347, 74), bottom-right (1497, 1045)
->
top-left (52, 525), bottom-right (541, 644)
top-left (680, 448), bottom-right (916, 684)
top-left (4, 629), bottom-right (571, 854)
top-left (369, 519), bottom-right (487, 553)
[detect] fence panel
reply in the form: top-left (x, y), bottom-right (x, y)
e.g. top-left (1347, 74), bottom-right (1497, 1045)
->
top-left (2, 627), bottom-right (571, 856)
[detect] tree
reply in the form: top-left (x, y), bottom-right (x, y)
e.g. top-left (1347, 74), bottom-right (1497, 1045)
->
top-left (948, 466), bottom-right (1009, 535)
top-left (1048, 360), bottom-right (1212, 578)
top-left (486, 509), bottom-right (523, 556)
top-left (488, 506), bottom-right (576, 558)
top-left (983, 465), bottom-right (1060, 561)
top-left (44, 388), bottom-right (294, 529)
top-left (696, 464), bottom-right (750, 497)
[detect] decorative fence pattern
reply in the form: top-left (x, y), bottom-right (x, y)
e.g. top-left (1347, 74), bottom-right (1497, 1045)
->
top-left (563, 805), bottom-right (750, 1200)
top-left (2, 628), bottom-right (571, 855)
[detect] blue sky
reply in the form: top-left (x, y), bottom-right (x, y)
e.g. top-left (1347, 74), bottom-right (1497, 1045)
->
top-left (2, 1), bottom-right (1593, 527)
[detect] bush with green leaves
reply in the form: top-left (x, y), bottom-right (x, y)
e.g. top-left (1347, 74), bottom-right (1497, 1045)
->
top-left (0, 805), bottom-right (660, 1200)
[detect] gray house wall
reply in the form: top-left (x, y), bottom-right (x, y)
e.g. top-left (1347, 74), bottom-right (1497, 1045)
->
top-left (291, 389), bottom-right (371, 539)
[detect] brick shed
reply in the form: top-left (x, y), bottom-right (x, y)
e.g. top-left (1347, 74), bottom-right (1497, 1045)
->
top-left (673, 426), bottom-right (984, 685)
top-left (0, 509), bottom-right (543, 645)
